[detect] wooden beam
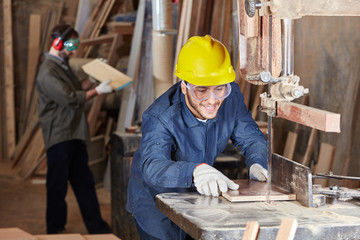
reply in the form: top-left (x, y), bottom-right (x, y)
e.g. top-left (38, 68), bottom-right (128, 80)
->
top-left (238, 0), bottom-right (258, 38)
top-left (26, 14), bottom-right (41, 105)
top-left (80, 0), bottom-right (105, 39)
top-left (275, 218), bottom-right (298, 240)
top-left (3, 0), bottom-right (16, 159)
top-left (276, 101), bottom-right (341, 133)
top-left (241, 221), bottom-right (259, 240)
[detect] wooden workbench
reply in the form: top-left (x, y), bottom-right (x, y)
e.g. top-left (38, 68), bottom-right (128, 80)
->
top-left (156, 192), bottom-right (360, 239)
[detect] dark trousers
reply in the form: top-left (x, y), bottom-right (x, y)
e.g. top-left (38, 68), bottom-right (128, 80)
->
top-left (46, 139), bottom-right (110, 234)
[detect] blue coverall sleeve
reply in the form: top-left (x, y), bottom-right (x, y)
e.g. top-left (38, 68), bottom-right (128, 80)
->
top-left (138, 113), bottom-right (198, 189)
top-left (230, 93), bottom-right (268, 170)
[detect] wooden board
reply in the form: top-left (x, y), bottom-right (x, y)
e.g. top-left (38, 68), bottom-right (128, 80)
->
top-left (241, 221), bottom-right (259, 240)
top-left (35, 234), bottom-right (85, 240)
top-left (26, 14), bottom-right (41, 104)
top-left (82, 59), bottom-right (132, 91)
top-left (0, 228), bottom-right (36, 240)
top-left (276, 101), bottom-right (341, 133)
top-left (83, 234), bottom-right (121, 240)
top-left (222, 179), bottom-right (296, 202)
top-left (275, 218), bottom-right (298, 240)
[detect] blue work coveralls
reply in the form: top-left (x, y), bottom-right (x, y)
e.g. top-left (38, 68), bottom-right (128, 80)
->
top-left (126, 81), bottom-right (267, 239)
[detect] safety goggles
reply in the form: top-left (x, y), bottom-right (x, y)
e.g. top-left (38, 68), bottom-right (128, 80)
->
top-left (182, 81), bottom-right (232, 101)
top-left (63, 38), bottom-right (80, 51)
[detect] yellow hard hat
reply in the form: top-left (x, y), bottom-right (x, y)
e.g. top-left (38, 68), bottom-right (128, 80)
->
top-left (175, 35), bottom-right (235, 86)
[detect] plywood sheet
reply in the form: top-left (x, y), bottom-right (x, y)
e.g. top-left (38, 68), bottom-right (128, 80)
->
top-left (222, 179), bottom-right (296, 202)
top-left (83, 234), bottom-right (121, 240)
top-left (35, 234), bottom-right (85, 240)
top-left (0, 228), bottom-right (36, 240)
top-left (82, 59), bottom-right (132, 91)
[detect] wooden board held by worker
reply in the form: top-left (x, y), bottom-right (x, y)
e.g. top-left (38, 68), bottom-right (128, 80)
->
top-left (82, 58), bottom-right (132, 91)
top-left (222, 179), bottom-right (296, 202)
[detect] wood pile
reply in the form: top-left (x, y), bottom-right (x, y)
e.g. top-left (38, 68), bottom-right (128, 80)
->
top-left (0, 0), bottom-right (135, 182)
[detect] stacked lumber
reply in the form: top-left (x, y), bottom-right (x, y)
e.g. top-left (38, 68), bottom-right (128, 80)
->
top-left (11, 2), bottom-right (64, 179)
top-left (5, 0), bottom-right (134, 180)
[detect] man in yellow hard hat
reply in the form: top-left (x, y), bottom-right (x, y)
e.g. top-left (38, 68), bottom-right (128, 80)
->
top-left (126, 35), bottom-right (268, 239)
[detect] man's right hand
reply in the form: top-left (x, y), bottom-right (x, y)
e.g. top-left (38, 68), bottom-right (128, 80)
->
top-left (193, 163), bottom-right (239, 197)
top-left (95, 79), bottom-right (113, 95)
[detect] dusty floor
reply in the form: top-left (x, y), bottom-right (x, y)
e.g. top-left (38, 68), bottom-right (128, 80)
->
top-left (0, 160), bottom-right (111, 235)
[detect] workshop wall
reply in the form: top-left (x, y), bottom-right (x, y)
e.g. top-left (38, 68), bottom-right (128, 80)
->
top-left (292, 16), bottom-right (360, 184)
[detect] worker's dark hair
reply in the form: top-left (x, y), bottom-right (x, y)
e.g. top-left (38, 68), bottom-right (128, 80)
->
top-left (50, 24), bottom-right (78, 42)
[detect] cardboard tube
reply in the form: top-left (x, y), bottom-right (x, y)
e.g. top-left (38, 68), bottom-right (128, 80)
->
top-left (152, 31), bottom-right (174, 98)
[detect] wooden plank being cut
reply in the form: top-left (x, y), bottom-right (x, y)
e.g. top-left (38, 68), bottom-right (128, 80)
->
top-left (222, 179), bottom-right (296, 202)
top-left (82, 59), bottom-right (132, 91)
top-left (277, 101), bottom-right (341, 132)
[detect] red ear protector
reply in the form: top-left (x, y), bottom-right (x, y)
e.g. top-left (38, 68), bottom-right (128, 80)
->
top-left (52, 27), bottom-right (73, 51)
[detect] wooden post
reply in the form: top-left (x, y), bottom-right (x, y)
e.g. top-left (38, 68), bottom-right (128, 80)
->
top-left (26, 14), bottom-right (41, 105)
top-left (241, 221), bottom-right (259, 240)
top-left (275, 218), bottom-right (298, 240)
top-left (3, 0), bottom-right (16, 159)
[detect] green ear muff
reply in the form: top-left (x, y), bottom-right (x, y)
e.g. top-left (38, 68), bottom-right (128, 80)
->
top-left (63, 38), bottom-right (80, 51)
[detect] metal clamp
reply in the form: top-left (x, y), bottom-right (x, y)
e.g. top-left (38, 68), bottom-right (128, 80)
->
top-left (250, 71), bottom-right (309, 102)
top-left (245, 0), bottom-right (271, 18)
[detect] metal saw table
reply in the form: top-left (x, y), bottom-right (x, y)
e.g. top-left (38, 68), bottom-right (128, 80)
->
top-left (156, 154), bottom-right (360, 239)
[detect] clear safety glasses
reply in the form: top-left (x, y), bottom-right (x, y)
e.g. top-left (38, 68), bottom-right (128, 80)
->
top-left (182, 81), bottom-right (232, 101)
top-left (64, 38), bottom-right (80, 51)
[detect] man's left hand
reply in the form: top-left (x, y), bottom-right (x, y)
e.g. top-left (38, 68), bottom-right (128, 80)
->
top-left (249, 164), bottom-right (268, 182)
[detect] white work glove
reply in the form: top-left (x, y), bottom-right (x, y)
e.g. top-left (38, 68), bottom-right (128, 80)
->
top-left (249, 164), bottom-right (268, 182)
top-left (95, 79), bottom-right (113, 95)
top-left (193, 163), bottom-right (239, 197)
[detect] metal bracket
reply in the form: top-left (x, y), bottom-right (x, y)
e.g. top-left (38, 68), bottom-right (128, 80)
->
top-left (255, 71), bottom-right (309, 117)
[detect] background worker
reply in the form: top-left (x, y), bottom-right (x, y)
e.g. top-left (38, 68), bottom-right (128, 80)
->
top-left (126, 35), bottom-right (268, 239)
top-left (35, 24), bottom-right (113, 234)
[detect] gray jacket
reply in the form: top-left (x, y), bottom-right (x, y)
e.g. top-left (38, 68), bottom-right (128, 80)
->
top-left (36, 53), bottom-right (89, 150)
